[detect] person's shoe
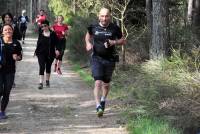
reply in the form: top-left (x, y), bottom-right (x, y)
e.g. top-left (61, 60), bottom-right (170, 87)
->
top-left (22, 40), bottom-right (24, 44)
top-left (57, 68), bottom-right (62, 75)
top-left (38, 83), bottom-right (43, 89)
top-left (100, 101), bottom-right (106, 111)
top-left (0, 112), bottom-right (7, 119)
top-left (54, 64), bottom-right (57, 72)
top-left (96, 106), bottom-right (103, 117)
top-left (46, 80), bottom-right (50, 88)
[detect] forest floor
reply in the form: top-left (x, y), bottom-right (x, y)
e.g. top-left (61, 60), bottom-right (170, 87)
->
top-left (0, 36), bottom-right (128, 134)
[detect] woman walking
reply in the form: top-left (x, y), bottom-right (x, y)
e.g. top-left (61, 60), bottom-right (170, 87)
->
top-left (35, 20), bottom-right (58, 89)
top-left (0, 24), bottom-right (22, 119)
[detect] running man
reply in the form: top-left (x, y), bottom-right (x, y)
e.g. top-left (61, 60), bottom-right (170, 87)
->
top-left (85, 8), bottom-right (126, 117)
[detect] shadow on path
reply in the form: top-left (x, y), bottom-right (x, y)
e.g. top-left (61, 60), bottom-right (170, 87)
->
top-left (0, 37), bottom-right (127, 134)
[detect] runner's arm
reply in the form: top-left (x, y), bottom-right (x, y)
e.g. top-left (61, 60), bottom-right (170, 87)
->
top-left (107, 37), bottom-right (126, 46)
top-left (85, 32), bottom-right (93, 51)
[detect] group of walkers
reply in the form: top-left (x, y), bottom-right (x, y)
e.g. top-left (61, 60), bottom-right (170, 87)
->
top-left (0, 7), bottom-right (125, 120)
top-left (35, 10), bottom-right (69, 89)
top-left (0, 9), bottom-right (70, 119)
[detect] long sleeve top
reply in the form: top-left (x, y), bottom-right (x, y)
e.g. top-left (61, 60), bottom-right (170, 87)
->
top-left (0, 38), bottom-right (22, 73)
top-left (35, 31), bottom-right (58, 59)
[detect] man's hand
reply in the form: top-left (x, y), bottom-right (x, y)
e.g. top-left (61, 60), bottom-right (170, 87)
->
top-left (104, 39), bottom-right (116, 48)
top-left (107, 38), bottom-right (126, 47)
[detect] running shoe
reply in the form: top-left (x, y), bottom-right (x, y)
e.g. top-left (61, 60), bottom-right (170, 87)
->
top-left (38, 83), bottom-right (43, 89)
top-left (96, 106), bottom-right (103, 117)
top-left (0, 112), bottom-right (7, 119)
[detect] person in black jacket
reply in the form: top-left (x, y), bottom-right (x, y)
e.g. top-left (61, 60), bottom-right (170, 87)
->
top-left (0, 24), bottom-right (22, 119)
top-left (35, 20), bottom-right (58, 89)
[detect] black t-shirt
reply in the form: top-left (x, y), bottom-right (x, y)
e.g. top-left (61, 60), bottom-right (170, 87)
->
top-left (0, 38), bottom-right (22, 73)
top-left (87, 23), bottom-right (122, 59)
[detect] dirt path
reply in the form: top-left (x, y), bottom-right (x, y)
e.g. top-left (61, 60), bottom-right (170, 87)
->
top-left (0, 37), bottom-right (127, 134)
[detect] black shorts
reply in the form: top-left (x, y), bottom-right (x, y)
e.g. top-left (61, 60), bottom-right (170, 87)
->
top-left (56, 38), bottom-right (66, 61)
top-left (91, 55), bottom-right (115, 83)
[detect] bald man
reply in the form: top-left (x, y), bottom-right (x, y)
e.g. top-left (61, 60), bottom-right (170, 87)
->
top-left (85, 8), bottom-right (125, 117)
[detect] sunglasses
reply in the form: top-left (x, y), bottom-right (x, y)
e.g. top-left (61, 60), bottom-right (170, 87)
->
top-left (41, 24), bottom-right (48, 28)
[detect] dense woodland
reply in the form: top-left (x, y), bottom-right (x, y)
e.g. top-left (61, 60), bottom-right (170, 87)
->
top-left (1, 0), bottom-right (200, 133)
top-left (48, 1), bottom-right (200, 134)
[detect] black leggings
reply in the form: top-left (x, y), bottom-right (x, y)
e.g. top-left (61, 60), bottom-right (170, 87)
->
top-left (37, 55), bottom-right (54, 75)
top-left (20, 25), bottom-right (27, 40)
top-left (0, 73), bottom-right (15, 112)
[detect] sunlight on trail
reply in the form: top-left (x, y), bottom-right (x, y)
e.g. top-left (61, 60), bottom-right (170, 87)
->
top-left (20, 58), bottom-right (37, 63)
top-left (79, 100), bottom-right (95, 107)
top-left (25, 94), bottom-right (77, 99)
top-left (22, 46), bottom-right (35, 50)
top-left (58, 72), bottom-right (79, 78)
top-left (25, 38), bottom-right (38, 41)
top-left (66, 127), bottom-right (127, 134)
top-left (22, 52), bottom-right (35, 56)
top-left (1, 37), bottom-right (128, 134)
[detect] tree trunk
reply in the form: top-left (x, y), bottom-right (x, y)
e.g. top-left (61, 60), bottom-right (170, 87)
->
top-left (188, 0), bottom-right (194, 24)
top-left (193, 0), bottom-right (200, 26)
top-left (192, 0), bottom-right (200, 45)
top-left (30, 0), bottom-right (33, 23)
top-left (73, 0), bottom-right (76, 15)
top-left (146, 0), bottom-right (152, 59)
top-left (150, 0), bottom-right (169, 59)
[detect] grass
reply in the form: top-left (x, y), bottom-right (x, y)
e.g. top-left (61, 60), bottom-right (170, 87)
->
top-left (67, 52), bottom-right (199, 133)
top-left (68, 61), bottom-right (184, 133)
top-left (127, 116), bottom-right (182, 134)
top-left (70, 62), bottom-right (93, 86)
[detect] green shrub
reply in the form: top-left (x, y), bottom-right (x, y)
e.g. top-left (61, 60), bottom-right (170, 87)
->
top-left (127, 116), bottom-right (182, 134)
top-left (65, 15), bottom-right (96, 63)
